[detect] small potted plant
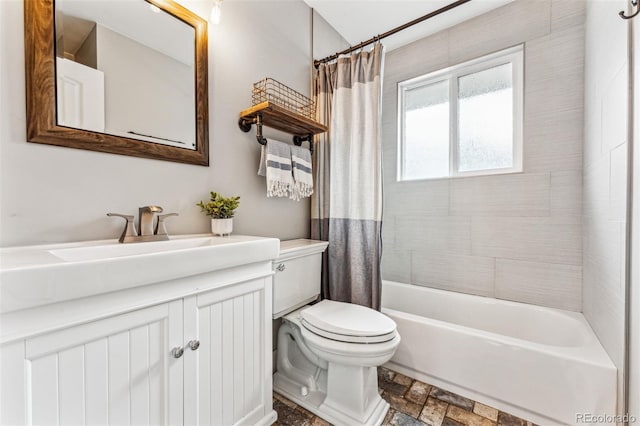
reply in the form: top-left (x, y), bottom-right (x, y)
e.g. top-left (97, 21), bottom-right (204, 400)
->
top-left (197, 191), bottom-right (240, 236)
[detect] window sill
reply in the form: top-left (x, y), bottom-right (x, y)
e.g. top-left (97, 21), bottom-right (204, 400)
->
top-left (397, 167), bottom-right (524, 183)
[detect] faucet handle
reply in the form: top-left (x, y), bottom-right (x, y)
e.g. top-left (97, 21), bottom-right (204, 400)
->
top-left (107, 213), bottom-right (138, 243)
top-left (155, 213), bottom-right (178, 236)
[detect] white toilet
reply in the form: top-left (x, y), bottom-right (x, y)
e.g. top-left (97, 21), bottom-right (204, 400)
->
top-left (272, 239), bottom-right (401, 426)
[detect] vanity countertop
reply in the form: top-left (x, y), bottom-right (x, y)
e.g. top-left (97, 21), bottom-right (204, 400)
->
top-left (0, 234), bottom-right (280, 314)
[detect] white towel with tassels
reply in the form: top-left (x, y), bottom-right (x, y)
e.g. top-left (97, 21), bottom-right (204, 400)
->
top-left (290, 145), bottom-right (313, 201)
top-left (258, 139), bottom-right (293, 198)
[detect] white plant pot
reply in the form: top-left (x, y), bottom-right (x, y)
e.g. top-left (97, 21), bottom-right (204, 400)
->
top-left (211, 218), bottom-right (233, 236)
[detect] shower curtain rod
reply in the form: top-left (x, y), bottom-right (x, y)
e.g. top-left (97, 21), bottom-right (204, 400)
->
top-left (313, 0), bottom-right (472, 68)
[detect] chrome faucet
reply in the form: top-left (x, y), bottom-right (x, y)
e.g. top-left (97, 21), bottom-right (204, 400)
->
top-left (107, 206), bottom-right (178, 243)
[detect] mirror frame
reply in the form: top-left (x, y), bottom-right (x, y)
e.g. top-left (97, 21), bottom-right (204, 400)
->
top-left (25, 0), bottom-right (209, 166)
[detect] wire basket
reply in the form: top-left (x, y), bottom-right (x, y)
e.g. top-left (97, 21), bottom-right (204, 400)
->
top-left (252, 78), bottom-right (316, 120)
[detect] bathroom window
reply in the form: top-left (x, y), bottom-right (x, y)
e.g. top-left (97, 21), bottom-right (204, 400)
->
top-left (398, 45), bottom-right (523, 180)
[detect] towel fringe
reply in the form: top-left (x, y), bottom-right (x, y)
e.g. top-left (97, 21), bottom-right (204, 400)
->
top-left (290, 182), bottom-right (313, 201)
top-left (267, 180), bottom-right (292, 198)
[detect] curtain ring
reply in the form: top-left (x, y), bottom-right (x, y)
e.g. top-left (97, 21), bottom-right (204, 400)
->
top-left (620, 0), bottom-right (639, 19)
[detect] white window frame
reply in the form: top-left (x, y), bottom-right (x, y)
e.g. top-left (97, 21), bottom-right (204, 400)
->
top-left (397, 45), bottom-right (524, 181)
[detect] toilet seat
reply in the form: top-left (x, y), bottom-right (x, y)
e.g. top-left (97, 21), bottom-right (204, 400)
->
top-left (300, 300), bottom-right (397, 344)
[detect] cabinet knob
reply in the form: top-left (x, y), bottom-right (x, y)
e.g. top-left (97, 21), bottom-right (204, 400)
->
top-left (171, 346), bottom-right (184, 358)
top-left (275, 263), bottom-right (286, 272)
top-left (188, 339), bottom-right (200, 351)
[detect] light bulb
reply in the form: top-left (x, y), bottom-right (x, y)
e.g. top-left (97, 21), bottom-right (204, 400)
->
top-left (209, 0), bottom-right (222, 24)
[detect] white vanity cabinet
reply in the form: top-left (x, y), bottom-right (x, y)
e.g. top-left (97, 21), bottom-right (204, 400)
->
top-left (0, 235), bottom-right (279, 426)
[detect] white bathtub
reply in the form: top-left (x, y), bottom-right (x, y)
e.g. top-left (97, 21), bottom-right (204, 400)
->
top-left (381, 280), bottom-right (617, 426)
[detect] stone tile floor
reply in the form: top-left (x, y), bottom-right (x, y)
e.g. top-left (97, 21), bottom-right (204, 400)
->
top-left (273, 367), bottom-right (537, 426)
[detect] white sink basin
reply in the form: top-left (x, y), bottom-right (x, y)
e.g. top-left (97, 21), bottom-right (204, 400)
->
top-left (50, 236), bottom-right (221, 262)
top-left (0, 234), bottom-right (280, 314)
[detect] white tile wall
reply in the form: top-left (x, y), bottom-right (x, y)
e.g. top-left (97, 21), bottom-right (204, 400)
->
top-left (582, 0), bottom-right (629, 414)
top-left (551, 0), bottom-right (587, 32)
top-left (583, 156), bottom-right (611, 219)
top-left (385, 180), bottom-right (450, 216)
top-left (550, 171), bottom-right (582, 217)
top-left (584, 0), bottom-right (628, 103)
top-left (449, 173), bottom-right (550, 217)
top-left (472, 216), bottom-right (582, 266)
top-left (411, 250), bottom-right (495, 297)
top-left (384, 30), bottom-right (450, 84)
top-left (395, 216), bottom-right (471, 254)
top-left (447, 0), bottom-right (551, 65)
top-left (382, 215), bottom-right (396, 247)
top-left (524, 107), bottom-right (584, 173)
top-left (525, 25), bottom-right (585, 115)
top-left (601, 65), bottom-right (629, 154)
top-left (495, 259), bottom-right (582, 311)
top-left (583, 84), bottom-right (604, 168)
top-left (381, 0), bottom-right (586, 312)
top-left (583, 218), bottom-right (625, 299)
top-left (582, 260), bottom-right (625, 369)
top-left (380, 247), bottom-right (412, 284)
top-left (610, 143), bottom-right (629, 222)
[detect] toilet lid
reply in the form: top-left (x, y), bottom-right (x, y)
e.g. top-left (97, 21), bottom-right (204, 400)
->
top-left (300, 300), bottom-right (397, 344)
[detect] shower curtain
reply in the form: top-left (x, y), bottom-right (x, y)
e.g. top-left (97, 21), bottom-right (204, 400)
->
top-left (311, 44), bottom-right (385, 310)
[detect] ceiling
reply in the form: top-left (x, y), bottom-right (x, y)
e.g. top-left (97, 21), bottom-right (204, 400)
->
top-left (304, 0), bottom-right (514, 53)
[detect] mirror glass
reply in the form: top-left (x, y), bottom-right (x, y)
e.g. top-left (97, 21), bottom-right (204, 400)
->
top-left (54, 0), bottom-right (197, 150)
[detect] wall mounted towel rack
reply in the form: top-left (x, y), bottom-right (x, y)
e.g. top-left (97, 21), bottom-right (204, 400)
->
top-left (238, 78), bottom-right (327, 154)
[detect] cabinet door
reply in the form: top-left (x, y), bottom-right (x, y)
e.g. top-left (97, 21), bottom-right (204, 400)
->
top-left (183, 278), bottom-right (273, 426)
top-left (15, 301), bottom-right (183, 426)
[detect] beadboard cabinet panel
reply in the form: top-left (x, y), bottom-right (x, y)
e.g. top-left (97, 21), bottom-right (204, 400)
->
top-left (184, 278), bottom-right (273, 426)
top-left (22, 301), bottom-right (182, 426)
top-left (0, 341), bottom-right (26, 425)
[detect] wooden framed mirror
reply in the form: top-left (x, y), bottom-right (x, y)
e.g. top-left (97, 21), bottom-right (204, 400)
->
top-left (24, 0), bottom-right (209, 166)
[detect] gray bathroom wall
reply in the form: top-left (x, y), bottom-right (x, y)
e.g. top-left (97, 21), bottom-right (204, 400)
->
top-left (583, 0), bottom-right (630, 415)
top-left (381, 0), bottom-right (585, 311)
top-left (0, 0), bottom-right (347, 246)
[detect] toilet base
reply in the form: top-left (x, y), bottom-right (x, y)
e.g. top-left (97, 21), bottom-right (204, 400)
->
top-left (273, 309), bottom-right (398, 426)
top-left (274, 370), bottom-right (390, 426)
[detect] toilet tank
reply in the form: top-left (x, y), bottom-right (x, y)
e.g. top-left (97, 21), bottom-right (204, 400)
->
top-left (273, 239), bottom-right (329, 319)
